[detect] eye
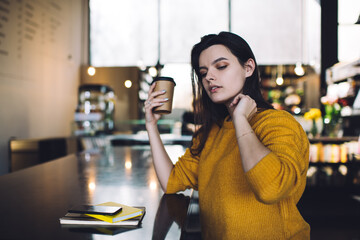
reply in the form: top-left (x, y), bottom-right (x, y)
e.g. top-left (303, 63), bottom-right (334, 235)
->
top-left (217, 65), bottom-right (227, 70)
top-left (200, 71), bottom-right (207, 78)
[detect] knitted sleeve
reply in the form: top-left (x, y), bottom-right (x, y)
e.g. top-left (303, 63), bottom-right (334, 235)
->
top-left (166, 146), bottom-right (200, 194)
top-left (245, 110), bottom-right (309, 204)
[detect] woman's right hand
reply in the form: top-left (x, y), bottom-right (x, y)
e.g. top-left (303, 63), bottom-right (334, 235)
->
top-left (144, 82), bottom-right (168, 127)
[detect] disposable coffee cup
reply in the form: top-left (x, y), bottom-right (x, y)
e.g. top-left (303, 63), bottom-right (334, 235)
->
top-left (152, 76), bottom-right (176, 114)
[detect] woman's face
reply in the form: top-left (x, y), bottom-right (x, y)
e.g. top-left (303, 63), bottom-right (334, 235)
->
top-left (199, 44), bottom-right (254, 105)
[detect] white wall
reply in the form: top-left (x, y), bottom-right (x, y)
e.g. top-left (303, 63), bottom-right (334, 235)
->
top-left (0, 0), bottom-right (87, 175)
top-left (232, 0), bottom-right (320, 67)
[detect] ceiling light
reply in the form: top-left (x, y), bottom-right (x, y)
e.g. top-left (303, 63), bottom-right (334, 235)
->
top-left (276, 65), bottom-right (284, 85)
top-left (124, 80), bottom-right (132, 88)
top-left (148, 67), bottom-right (157, 77)
top-left (294, 62), bottom-right (305, 76)
top-left (87, 66), bottom-right (96, 76)
top-left (276, 76), bottom-right (284, 85)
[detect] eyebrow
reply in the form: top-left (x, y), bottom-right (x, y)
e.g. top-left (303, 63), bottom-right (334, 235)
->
top-left (199, 57), bottom-right (228, 70)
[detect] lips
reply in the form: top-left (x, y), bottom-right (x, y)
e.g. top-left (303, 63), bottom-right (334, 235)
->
top-left (209, 85), bottom-right (221, 93)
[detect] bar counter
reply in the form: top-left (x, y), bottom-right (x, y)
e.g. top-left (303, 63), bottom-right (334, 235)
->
top-left (0, 145), bottom-right (200, 239)
top-left (2, 139), bottom-right (360, 239)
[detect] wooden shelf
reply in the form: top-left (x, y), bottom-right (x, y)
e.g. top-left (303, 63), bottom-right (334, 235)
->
top-left (309, 136), bottom-right (358, 143)
top-left (309, 161), bottom-right (360, 167)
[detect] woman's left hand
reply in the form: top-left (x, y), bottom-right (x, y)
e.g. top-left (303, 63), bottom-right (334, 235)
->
top-left (228, 93), bottom-right (257, 121)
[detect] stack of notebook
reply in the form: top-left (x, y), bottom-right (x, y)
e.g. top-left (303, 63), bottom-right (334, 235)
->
top-left (60, 202), bottom-right (146, 228)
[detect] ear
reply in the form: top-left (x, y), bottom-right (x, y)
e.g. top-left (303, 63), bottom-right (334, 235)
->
top-left (244, 59), bottom-right (255, 78)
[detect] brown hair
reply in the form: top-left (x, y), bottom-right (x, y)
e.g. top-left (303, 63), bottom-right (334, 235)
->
top-left (189, 32), bottom-right (273, 156)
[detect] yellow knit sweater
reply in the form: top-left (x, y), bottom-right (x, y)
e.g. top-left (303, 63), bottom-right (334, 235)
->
top-left (166, 109), bottom-right (310, 239)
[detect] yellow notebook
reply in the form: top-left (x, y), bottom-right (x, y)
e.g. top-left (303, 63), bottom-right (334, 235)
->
top-left (86, 202), bottom-right (144, 223)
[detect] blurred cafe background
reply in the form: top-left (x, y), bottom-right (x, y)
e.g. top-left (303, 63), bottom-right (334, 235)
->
top-left (0, 0), bottom-right (360, 234)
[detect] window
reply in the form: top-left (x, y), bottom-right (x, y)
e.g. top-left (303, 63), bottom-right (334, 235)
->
top-left (90, 0), bottom-right (320, 66)
top-left (89, 0), bottom-right (158, 66)
top-left (89, 0), bottom-right (228, 66)
top-left (338, 0), bottom-right (360, 62)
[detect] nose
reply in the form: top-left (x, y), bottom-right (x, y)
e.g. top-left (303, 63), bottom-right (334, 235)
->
top-left (204, 70), bottom-right (215, 82)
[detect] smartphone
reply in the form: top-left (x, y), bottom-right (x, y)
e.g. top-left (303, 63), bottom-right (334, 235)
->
top-left (69, 205), bottom-right (122, 215)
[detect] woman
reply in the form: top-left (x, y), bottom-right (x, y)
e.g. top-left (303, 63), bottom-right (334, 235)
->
top-left (145, 32), bottom-right (310, 239)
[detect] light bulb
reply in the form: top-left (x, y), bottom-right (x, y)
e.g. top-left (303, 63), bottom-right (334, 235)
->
top-left (124, 80), bottom-right (132, 88)
top-left (125, 161), bottom-right (132, 169)
top-left (294, 62), bottom-right (305, 76)
top-left (276, 76), bottom-right (284, 85)
top-left (148, 67), bottom-right (157, 77)
top-left (294, 107), bottom-right (301, 114)
top-left (87, 66), bottom-right (96, 76)
top-left (88, 182), bottom-right (96, 191)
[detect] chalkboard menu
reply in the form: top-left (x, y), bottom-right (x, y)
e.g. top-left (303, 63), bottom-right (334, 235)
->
top-left (0, 0), bottom-right (70, 81)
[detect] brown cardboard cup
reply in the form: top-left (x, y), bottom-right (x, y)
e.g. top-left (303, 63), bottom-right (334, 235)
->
top-left (152, 77), bottom-right (176, 114)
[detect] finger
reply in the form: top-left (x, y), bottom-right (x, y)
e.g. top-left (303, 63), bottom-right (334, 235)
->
top-left (150, 90), bottom-right (167, 100)
top-left (236, 93), bottom-right (248, 101)
top-left (244, 95), bottom-right (256, 107)
top-left (244, 95), bottom-right (253, 102)
top-left (230, 94), bottom-right (245, 106)
top-left (144, 101), bottom-right (150, 111)
top-left (149, 82), bottom-right (157, 94)
top-left (147, 89), bottom-right (166, 105)
top-left (145, 83), bottom-right (157, 107)
top-left (147, 82), bottom-right (165, 99)
top-left (144, 100), bottom-right (152, 107)
top-left (144, 98), bottom-right (167, 111)
top-left (150, 97), bottom-right (169, 106)
top-left (146, 83), bottom-right (165, 105)
top-left (229, 98), bottom-right (238, 107)
top-left (144, 98), bottom-right (157, 110)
